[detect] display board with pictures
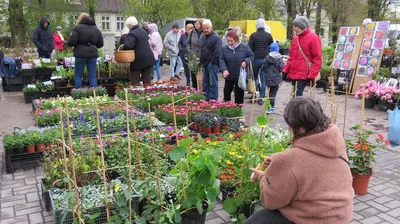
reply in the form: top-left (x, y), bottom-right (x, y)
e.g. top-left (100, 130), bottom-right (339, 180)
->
top-left (333, 27), bottom-right (360, 71)
top-left (356, 21), bottom-right (391, 77)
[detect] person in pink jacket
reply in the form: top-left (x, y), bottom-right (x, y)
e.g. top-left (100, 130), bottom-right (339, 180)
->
top-left (248, 97), bottom-right (354, 224)
top-left (282, 16), bottom-right (322, 97)
top-left (148, 23), bottom-right (163, 83)
top-left (53, 26), bottom-right (66, 51)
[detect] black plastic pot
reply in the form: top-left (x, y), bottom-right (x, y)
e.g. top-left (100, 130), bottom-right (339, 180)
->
top-left (378, 101), bottom-right (394, 111)
top-left (5, 148), bottom-right (14, 156)
top-left (236, 203), bottom-right (256, 218)
top-left (181, 210), bottom-right (207, 224)
top-left (365, 98), bottom-right (377, 109)
top-left (15, 147), bottom-right (25, 154)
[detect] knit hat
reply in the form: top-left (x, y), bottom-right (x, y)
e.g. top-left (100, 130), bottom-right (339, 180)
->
top-left (292, 15), bottom-right (310, 30)
top-left (256, 18), bottom-right (265, 29)
top-left (270, 42), bottom-right (280, 53)
top-left (172, 23), bottom-right (179, 29)
top-left (56, 26), bottom-right (62, 30)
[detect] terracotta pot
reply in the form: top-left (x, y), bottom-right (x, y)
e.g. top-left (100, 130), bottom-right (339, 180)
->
top-left (212, 126), bottom-right (221, 134)
top-left (36, 144), bottom-right (46, 152)
top-left (352, 172), bottom-right (372, 195)
top-left (190, 123), bottom-right (196, 130)
top-left (26, 145), bottom-right (36, 153)
top-left (194, 123), bottom-right (199, 131)
top-left (203, 126), bottom-right (212, 134)
top-left (46, 144), bottom-right (52, 149)
top-left (221, 125), bottom-right (229, 131)
top-left (198, 125), bottom-right (204, 132)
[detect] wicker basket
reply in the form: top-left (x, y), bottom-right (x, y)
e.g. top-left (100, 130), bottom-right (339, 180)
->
top-left (114, 45), bottom-right (135, 63)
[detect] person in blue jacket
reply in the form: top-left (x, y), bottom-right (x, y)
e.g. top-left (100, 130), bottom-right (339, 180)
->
top-left (33, 17), bottom-right (54, 59)
top-left (220, 30), bottom-right (254, 105)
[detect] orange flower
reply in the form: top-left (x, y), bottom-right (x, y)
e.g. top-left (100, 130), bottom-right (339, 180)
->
top-left (361, 145), bottom-right (369, 150)
top-left (354, 143), bottom-right (361, 149)
top-left (385, 140), bottom-right (390, 145)
top-left (377, 134), bottom-right (384, 140)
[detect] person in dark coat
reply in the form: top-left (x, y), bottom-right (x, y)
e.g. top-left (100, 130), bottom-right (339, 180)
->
top-left (123, 16), bottom-right (156, 86)
top-left (220, 30), bottom-right (254, 105)
top-left (67, 13), bottom-right (104, 88)
top-left (248, 18), bottom-right (274, 105)
top-left (262, 43), bottom-right (284, 114)
top-left (179, 23), bottom-right (194, 86)
top-left (187, 19), bottom-right (203, 89)
top-left (33, 17), bottom-right (54, 58)
top-left (200, 20), bottom-right (222, 101)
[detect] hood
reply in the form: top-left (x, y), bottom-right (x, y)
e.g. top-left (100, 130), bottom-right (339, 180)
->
top-left (79, 16), bottom-right (95, 26)
top-left (148, 23), bottom-right (158, 34)
top-left (39, 17), bottom-right (49, 29)
top-left (256, 18), bottom-right (265, 29)
top-left (266, 52), bottom-right (282, 62)
top-left (293, 125), bottom-right (346, 158)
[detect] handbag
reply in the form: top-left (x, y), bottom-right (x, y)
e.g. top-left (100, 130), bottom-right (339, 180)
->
top-left (247, 62), bottom-right (256, 94)
top-left (388, 103), bottom-right (400, 146)
top-left (297, 37), bottom-right (321, 81)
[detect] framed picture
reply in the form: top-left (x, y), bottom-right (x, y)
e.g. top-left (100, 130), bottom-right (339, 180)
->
top-left (385, 78), bottom-right (398, 88)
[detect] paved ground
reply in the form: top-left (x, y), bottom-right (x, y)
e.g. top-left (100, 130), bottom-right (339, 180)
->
top-left (0, 68), bottom-right (399, 224)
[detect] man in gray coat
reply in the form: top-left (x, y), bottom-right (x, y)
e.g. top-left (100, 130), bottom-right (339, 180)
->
top-left (164, 23), bottom-right (182, 81)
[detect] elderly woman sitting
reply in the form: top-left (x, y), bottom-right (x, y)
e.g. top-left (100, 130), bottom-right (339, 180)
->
top-left (247, 97), bottom-right (354, 224)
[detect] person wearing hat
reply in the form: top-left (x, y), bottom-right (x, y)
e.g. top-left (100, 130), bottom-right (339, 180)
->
top-left (142, 22), bottom-right (150, 35)
top-left (164, 23), bottom-right (182, 81)
top-left (33, 17), bottom-right (54, 58)
top-left (53, 26), bottom-right (66, 51)
top-left (261, 42), bottom-right (284, 114)
top-left (282, 15), bottom-right (322, 97)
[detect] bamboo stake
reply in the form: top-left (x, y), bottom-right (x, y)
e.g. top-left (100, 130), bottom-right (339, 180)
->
top-left (147, 103), bottom-right (163, 210)
top-left (64, 99), bottom-right (82, 223)
top-left (130, 99), bottom-right (145, 180)
top-left (324, 88), bottom-right (329, 112)
top-left (57, 96), bottom-right (74, 220)
top-left (124, 89), bottom-right (133, 222)
top-left (343, 83), bottom-right (349, 136)
top-left (109, 62), bottom-right (112, 78)
top-left (360, 78), bottom-right (367, 133)
top-left (248, 93), bottom-right (256, 143)
top-left (93, 91), bottom-right (110, 220)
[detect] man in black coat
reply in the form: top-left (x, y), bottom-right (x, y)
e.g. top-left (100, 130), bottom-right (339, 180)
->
top-left (199, 20), bottom-right (222, 101)
top-left (248, 18), bottom-right (274, 105)
top-left (33, 17), bottom-right (54, 58)
top-left (67, 15), bottom-right (103, 88)
top-left (123, 16), bottom-right (155, 86)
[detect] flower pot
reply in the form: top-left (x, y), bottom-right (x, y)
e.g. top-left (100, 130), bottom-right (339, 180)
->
top-left (190, 123), bottom-right (196, 130)
top-left (26, 145), bottom-right (36, 153)
top-left (236, 203), bottom-right (256, 218)
top-left (194, 123), bottom-right (199, 131)
top-left (378, 101), bottom-right (391, 112)
top-left (221, 125), bottom-right (229, 131)
top-left (352, 172), bottom-right (372, 195)
top-left (46, 144), bottom-right (53, 149)
top-left (212, 126), bottom-right (221, 134)
top-left (15, 147), bottom-right (25, 154)
top-left (203, 126), bottom-right (212, 134)
top-left (36, 144), bottom-right (46, 152)
top-left (365, 98), bottom-right (376, 109)
top-left (198, 125), bottom-right (204, 132)
top-left (181, 209), bottom-right (207, 224)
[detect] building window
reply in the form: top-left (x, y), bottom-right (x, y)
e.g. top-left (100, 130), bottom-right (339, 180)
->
top-left (117, 16), bottom-right (124, 30)
top-left (67, 0), bottom-right (80, 4)
top-left (102, 16), bottom-right (110, 30)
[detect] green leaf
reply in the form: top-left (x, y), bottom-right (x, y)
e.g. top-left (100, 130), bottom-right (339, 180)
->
top-left (170, 146), bottom-right (186, 162)
top-left (206, 187), bottom-right (219, 202)
top-left (198, 134), bottom-right (205, 146)
top-left (175, 211), bottom-right (182, 223)
top-left (223, 198), bottom-right (238, 213)
top-left (62, 177), bottom-right (70, 184)
top-left (195, 168), bottom-right (211, 185)
top-left (196, 200), bottom-right (204, 214)
top-left (90, 212), bottom-right (101, 220)
top-left (170, 169), bottom-right (180, 175)
top-left (257, 115), bottom-right (268, 127)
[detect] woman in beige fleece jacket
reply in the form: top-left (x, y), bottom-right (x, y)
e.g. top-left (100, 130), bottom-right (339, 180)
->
top-left (247, 97), bottom-right (354, 224)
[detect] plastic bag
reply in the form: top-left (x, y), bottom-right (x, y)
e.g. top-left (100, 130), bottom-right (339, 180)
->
top-left (238, 68), bottom-right (247, 91)
top-left (388, 106), bottom-right (400, 146)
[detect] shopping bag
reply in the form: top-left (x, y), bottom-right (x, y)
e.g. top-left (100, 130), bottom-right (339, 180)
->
top-left (388, 106), bottom-right (400, 146)
top-left (247, 62), bottom-right (256, 94)
top-left (197, 69), bottom-right (203, 91)
top-left (238, 68), bottom-right (247, 91)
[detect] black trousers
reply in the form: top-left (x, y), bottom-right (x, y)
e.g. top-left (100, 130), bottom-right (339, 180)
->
top-left (191, 72), bottom-right (198, 89)
top-left (291, 80), bottom-right (307, 97)
top-left (181, 55), bottom-right (191, 85)
top-left (224, 79), bottom-right (244, 105)
top-left (244, 209), bottom-right (294, 224)
top-left (268, 86), bottom-right (279, 108)
top-left (130, 66), bottom-right (152, 85)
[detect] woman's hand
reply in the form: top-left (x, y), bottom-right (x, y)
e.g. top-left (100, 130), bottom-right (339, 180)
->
top-left (241, 61), bottom-right (247, 68)
top-left (250, 168), bottom-right (264, 182)
top-left (262, 156), bottom-right (272, 169)
top-left (223, 70), bottom-right (229, 78)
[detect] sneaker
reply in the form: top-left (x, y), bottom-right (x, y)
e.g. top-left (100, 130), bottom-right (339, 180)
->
top-left (257, 99), bottom-right (264, 105)
top-left (266, 108), bottom-right (275, 114)
top-left (175, 75), bottom-right (181, 80)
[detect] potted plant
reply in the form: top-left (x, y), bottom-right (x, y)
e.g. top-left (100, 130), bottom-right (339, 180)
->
top-left (211, 114), bottom-right (221, 134)
top-left (377, 86), bottom-right (399, 111)
top-left (346, 125), bottom-right (388, 195)
top-left (279, 40), bottom-right (291, 55)
top-left (23, 132), bottom-right (36, 153)
top-left (220, 117), bottom-right (229, 131)
top-left (34, 131), bottom-right (46, 152)
top-left (199, 113), bottom-right (213, 134)
top-left (354, 80), bottom-right (379, 108)
top-left (3, 134), bottom-right (25, 155)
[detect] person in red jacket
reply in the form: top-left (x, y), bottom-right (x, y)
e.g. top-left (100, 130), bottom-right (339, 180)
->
top-left (282, 16), bottom-right (322, 96)
top-left (53, 26), bottom-right (66, 51)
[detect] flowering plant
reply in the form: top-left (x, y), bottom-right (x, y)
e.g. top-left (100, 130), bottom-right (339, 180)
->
top-left (346, 125), bottom-right (389, 175)
top-left (354, 80), bottom-right (379, 100)
top-left (71, 87), bottom-right (107, 99)
top-left (376, 86), bottom-right (400, 104)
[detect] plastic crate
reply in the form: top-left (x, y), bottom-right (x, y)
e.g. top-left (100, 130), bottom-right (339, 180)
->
top-left (41, 179), bottom-right (51, 212)
top-left (4, 84), bottom-right (23, 92)
top-left (5, 151), bottom-right (43, 173)
top-left (5, 76), bottom-right (23, 85)
top-left (24, 91), bottom-right (57, 104)
top-left (21, 69), bottom-right (37, 77)
top-left (50, 190), bottom-right (140, 224)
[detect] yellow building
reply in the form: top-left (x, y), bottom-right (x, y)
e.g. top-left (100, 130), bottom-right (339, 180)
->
top-left (229, 20), bottom-right (287, 42)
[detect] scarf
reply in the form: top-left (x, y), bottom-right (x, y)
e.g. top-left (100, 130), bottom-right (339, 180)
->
top-left (228, 42), bottom-right (241, 54)
top-left (57, 31), bottom-right (64, 41)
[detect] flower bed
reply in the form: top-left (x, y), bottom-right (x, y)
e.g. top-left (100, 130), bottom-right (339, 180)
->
top-left (354, 80), bottom-right (400, 110)
top-left (71, 87), bottom-right (107, 99)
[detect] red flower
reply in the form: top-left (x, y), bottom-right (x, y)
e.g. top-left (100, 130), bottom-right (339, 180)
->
top-left (361, 145), bottom-right (369, 151)
top-left (217, 137), bottom-right (224, 141)
top-left (354, 143), bottom-right (361, 149)
top-left (235, 133), bottom-right (243, 139)
top-left (377, 134), bottom-right (384, 140)
top-left (385, 140), bottom-right (390, 145)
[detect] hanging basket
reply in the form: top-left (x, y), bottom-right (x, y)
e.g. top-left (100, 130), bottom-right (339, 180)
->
top-left (114, 45), bottom-right (135, 63)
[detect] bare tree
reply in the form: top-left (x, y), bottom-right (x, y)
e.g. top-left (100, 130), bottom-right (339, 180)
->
top-left (367, 0), bottom-right (390, 20)
top-left (315, 0), bottom-right (322, 36)
top-left (284, 0), bottom-right (297, 40)
top-left (8, 0), bottom-right (26, 46)
top-left (323, 0), bottom-right (353, 44)
top-left (297, 0), bottom-right (316, 17)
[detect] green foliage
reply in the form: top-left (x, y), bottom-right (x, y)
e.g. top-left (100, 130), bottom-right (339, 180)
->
top-left (3, 133), bottom-right (25, 149)
top-left (279, 40), bottom-right (291, 49)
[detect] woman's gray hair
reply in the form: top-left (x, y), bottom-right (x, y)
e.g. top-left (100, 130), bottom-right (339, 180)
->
top-left (125, 16), bottom-right (138, 27)
top-left (284, 97), bottom-right (331, 141)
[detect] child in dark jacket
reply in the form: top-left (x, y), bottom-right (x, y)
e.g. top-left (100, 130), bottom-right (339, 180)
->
top-left (262, 42), bottom-right (284, 114)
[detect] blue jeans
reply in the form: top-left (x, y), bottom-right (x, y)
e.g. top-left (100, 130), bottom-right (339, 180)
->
top-left (202, 63), bottom-right (219, 100)
top-left (253, 59), bottom-right (266, 98)
top-left (169, 55), bottom-right (182, 77)
top-left (292, 80), bottom-right (307, 96)
top-left (151, 56), bottom-right (161, 80)
top-left (74, 57), bottom-right (97, 88)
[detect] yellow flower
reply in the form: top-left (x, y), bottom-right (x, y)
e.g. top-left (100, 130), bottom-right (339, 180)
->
top-left (192, 149), bottom-right (199, 154)
top-left (114, 184), bottom-right (120, 192)
top-left (236, 155), bottom-right (244, 159)
top-left (226, 160), bottom-right (233, 165)
top-left (229, 134), bottom-right (234, 139)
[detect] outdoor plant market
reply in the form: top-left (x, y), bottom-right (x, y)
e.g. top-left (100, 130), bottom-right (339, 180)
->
top-left (1, 0), bottom-right (400, 223)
